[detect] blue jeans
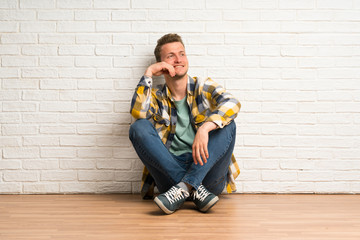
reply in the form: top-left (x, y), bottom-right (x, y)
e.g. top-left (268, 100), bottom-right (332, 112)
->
top-left (129, 119), bottom-right (236, 196)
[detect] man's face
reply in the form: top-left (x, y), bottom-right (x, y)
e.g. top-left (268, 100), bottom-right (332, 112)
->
top-left (160, 42), bottom-right (189, 80)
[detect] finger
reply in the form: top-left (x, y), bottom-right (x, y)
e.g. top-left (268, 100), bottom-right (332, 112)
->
top-left (195, 146), bottom-right (203, 166)
top-left (192, 150), bottom-right (198, 165)
top-left (200, 148), bottom-right (207, 165)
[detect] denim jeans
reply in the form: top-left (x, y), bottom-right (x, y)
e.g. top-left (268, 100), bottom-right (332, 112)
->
top-left (129, 119), bottom-right (236, 196)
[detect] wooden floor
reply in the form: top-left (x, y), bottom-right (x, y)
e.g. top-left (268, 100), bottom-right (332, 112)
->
top-left (0, 194), bottom-right (359, 240)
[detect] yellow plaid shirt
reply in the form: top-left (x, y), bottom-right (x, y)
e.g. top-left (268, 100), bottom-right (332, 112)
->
top-left (130, 75), bottom-right (241, 199)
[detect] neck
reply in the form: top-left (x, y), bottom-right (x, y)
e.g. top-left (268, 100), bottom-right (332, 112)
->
top-left (165, 74), bottom-right (188, 101)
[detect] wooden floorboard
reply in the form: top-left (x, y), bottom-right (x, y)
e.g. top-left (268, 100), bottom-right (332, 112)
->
top-left (0, 194), bottom-right (359, 240)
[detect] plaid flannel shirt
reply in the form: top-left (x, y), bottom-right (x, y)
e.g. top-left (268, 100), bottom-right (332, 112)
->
top-left (130, 75), bottom-right (241, 199)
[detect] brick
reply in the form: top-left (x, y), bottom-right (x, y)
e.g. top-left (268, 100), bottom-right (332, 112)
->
top-left (3, 102), bottom-right (37, 112)
top-left (0, 183), bottom-right (22, 194)
top-left (97, 68), bottom-right (132, 79)
top-left (38, 10), bottom-right (73, 20)
top-left (20, 0), bottom-right (55, 9)
top-left (40, 80), bottom-right (76, 90)
top-left (0, 90), bottom-right (20, 101)
top-left (95, 46), bottom-right (130, 57)
top-left (298, 172), bottom-right (334, 182)
top-left (22, 113), bottom-right (58, 123)
top-left (94, 0), bottom-right (130, 9)
top-left (0, 137), bottom-right (21, 147)
top-left (96, 136), bottom-right (130, 147)
top-left (0, 21), bottom-right (17, 32)
top-left (3, 171), bottom-right (38, 182)
top-left (41, 148), bottom-right (76, 158)
top-left (59, 113), bottom-right (96, 123)
top-left (2, 56), bottom-right (37, 67)
top-left (206, 22), bottom-right (242, 33)
top-left (261, 149), bottom-right (297, 159)
top-left (0, 45), bottom-right (19, 55)
top-left (57, 21), bottom-right (95, 33)
top-left (261, 10), bottom-right (295, 20)
top-left (21, 90), bottom-right (59, 101)
top-left (22, 160), bottom-right (59, 169)
top-left (60, 160), bottom-right (96, 170)
top-left (77, 148), bottom-right (113, 158)
top-left (60, 182), bottom-right (131, 193)
top-left (57, 0), bottom-right (92, 8)
top-left (96, 113), bottom-right (131, 124)
top-left (20, 22), bottom-right (56, 32)
top-left (23, 136), bottom-right (59, 146)
top-left (41, 171), bottom-right (77, 181)
top-left (96, 21), bottom-right (130, 32)
top-left (78, 80), bottom-right (113, 90)
top-left (262, 170), bottom-right (298, 181)
top-left (169, 0), bottom-right (203, 9)
top-left (24, 183), bottom-right (59, 193)
top-left (207, 0), bottom-right (242, 10)
top-left (75, 56), bottom-right (112, 67)
top-left (60, 136), bottom-right (96, 147)
top-left (77, 125), bottom-right (113, 135)
top-left (40, 57), bottom-right (74, 67)
top-left (3, 147), bottom-right (40, 159)
top-left (58, 68), bottom-right (96, 78)
top-left (60, 91), bottom-right (94, 101)
top-left (22, 45), bottom-right (57, 56)
top-left (77, 102), bottom-right (113, 113)
top-left (0, 113), bottom-right (21, 123)
top-left (1, 33), bottom-right (37, 44)
top-left (40, 34), bottom-right (74, 44)
top-left (243, 0), bottom-right (278, 9)
top-left (115, 171), bottom-right (142, 181)
top-left (113, 33), bottom-right (148, 44)
top-left (40, 101), bottom-right (76, 112)
top-left (0, 0), bottom-right (17, 8)
top-left (40, 125), bottom-right (76, 134)
top-left (75, 10), bottom-right (110, 20)
top-left (0, 10), bottom-right (36, 20)
top-left (76, 34), bottom-right (111, 44)
top-left (78, 170), bottom-right (114, 181)
top-left (2, 125), bottom-right (38, 135)
top-left (97, 160), bottom-right (132, 170)
top-left (244, 136), bottom-right (279, 147)
top-left (297, 10), bottom-right (333, 20)
top-left (22, 68), bottom-right (57, 78)
top-left (112, 10), bottom-right (147, 20)
top-left (317, 0), bottom-right (353, 9)
top-left (0, 160), bottom-right (21, 170)
top-left (279, 0), bottom-right (314, 9)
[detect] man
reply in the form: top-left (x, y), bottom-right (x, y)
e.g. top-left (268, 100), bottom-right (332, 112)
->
top-left (129, 33), bottom-right (241, 214)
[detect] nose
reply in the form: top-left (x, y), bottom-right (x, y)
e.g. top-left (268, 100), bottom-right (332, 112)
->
top-left (174, 54), bottom-right (181, 63)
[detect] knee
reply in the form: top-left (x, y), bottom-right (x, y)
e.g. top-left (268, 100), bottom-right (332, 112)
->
top-left (129, 119), bottom-right (153, 141)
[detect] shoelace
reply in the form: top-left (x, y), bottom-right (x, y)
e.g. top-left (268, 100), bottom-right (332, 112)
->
top-left (193, 185), bottom-right (210, 202)
top-left (165, 186), bottom-right (190, 204)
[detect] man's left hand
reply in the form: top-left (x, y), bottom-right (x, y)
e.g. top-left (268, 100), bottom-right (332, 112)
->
top-left (192, 122), bottom-right (217, 166)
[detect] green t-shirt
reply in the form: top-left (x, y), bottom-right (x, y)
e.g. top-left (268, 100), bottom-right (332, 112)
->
top-left (169, 97), bottom-right (196, 156)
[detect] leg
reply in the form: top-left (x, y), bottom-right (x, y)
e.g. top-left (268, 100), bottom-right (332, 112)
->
top-left (129, 119), bottom-right (186, 193)
top-left (181, 121), bottom-right (236, 191)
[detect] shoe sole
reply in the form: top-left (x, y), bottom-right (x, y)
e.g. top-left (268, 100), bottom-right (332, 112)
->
top-left (199, 196), bottom-right (219, 213)
top-left (154, 197), bottom-right (174, 215)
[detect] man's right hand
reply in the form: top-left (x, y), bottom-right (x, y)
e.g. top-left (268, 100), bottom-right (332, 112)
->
top-left (144, 62), bottom-right (176, 78)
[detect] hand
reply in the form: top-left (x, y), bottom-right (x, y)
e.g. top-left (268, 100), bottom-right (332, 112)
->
top-left (192, 122), bottom-right (217, 166)
top-left (144, 62), bottom-right (175, 78)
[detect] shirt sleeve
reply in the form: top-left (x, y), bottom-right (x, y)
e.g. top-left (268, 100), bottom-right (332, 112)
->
top-left (202, 78), bottom-right (241, 128)
top-left (130, 76), bottom-right (156, 119)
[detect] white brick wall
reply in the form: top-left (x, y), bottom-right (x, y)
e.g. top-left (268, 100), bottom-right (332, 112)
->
top-left (1, 0), bottom-right (360, 194)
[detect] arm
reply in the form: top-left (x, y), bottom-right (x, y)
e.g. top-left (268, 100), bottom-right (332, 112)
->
top-left (130, 62), bottom-right (176, 119)
top-left (192, 78), bottom-right (241, 165)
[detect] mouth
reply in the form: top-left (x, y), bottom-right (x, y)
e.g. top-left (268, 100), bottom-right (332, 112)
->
top-left (174, 65), bottom-right (184, 68)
